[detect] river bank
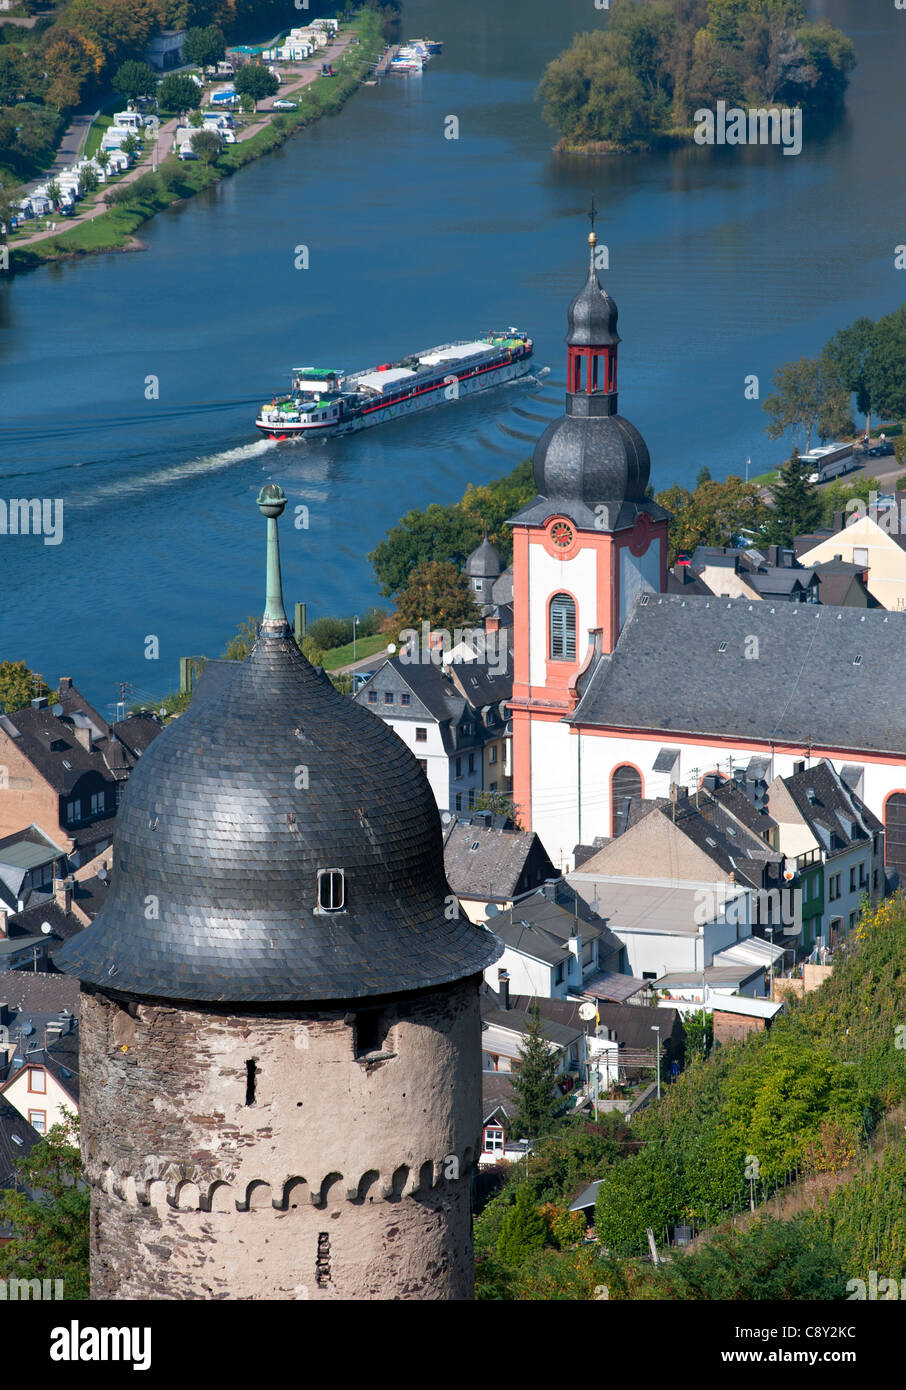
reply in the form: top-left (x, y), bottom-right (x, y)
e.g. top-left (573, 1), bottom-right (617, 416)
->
top-left (5, 9), bottom-right (382, 277)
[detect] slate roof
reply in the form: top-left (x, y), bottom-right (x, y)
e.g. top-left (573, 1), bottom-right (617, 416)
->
top-left (465, 537), bottom-right (504, 579)
top-left (482, 999), bottom-right (584, 1050)
top-left (490, 886), bottom-right (623, 962)
top-left (778, 758), bottom-right (881, 849)
top-left (0, 685), bottom-right (160, 796)
top-left (0, 1098), bottom-right (40, 1189)
top-left (442, 820), bottom-right (554, 900)
top-left (572, 595), bottom-right (906, 756)
top-left (42, 1030), bottom-right (80, 1104)
top-left (0, 971), bottom-right (80, 1018)
top-left (481, 1071), bottom-right (516, 1123)
top-left (590, 999), bottom-right (683, 1050)
top-left (57, 626), bottom-right (501, 1003)
top-left (2, 898), bottom-right (86, 964)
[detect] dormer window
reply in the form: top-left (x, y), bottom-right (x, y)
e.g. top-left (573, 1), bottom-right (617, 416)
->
top-left (317, 868), bottom-right (345, 912)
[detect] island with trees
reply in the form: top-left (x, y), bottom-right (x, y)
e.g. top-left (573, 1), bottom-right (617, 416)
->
top-left (538, 0), bottom-right (856, 154)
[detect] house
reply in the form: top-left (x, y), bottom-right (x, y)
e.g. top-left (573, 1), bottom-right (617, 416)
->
top-left (483, 881), bottom-right (625, 999)
top-left (795, 509), bottom-right (906, 611)
top-left (442, 812), bottom-right (556, 921)
top-left (690, 545), bottom-right (820, 603)
top-left (0, 1098), bottom-right (41, 1220)
top-left (0, 1002), bottom-right (79, 1136)
top-left (0, 679), bottom-right (161, 868)
top-left (767, 758), bottom-right (884, 948)
top-left (583, 997), bottom-right (684, 1079)
top-left (481, 987), bottom-right (587, 1090)
top-left (479, 1073), bottom-right (526, 1166)
top-left (465, 537), bottom-right (505, 614)
top-left (145, 29), bottom-right (186, 71)
top-left (567, 869), bottom-right (782, 999)
top-left (0, 826), bottom-right (68, 916)
top-left (805, 556), bottom-right (876, 608)
top-left (354, 656), bottom-right (487, 813)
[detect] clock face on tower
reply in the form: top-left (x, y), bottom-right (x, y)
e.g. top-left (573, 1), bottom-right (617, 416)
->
top-left (550, 520), bottom-right (574, 550)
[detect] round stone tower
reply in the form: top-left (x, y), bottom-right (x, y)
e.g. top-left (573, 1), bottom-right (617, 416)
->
top-left (57, 485), bottom-right (501, 1301)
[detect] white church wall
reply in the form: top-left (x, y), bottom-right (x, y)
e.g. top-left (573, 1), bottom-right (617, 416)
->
top-left (528, 542), bottom-right (597, 687)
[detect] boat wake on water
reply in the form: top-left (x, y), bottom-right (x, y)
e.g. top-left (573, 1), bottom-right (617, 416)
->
top-left (69, 438), bottom-right (277, 510)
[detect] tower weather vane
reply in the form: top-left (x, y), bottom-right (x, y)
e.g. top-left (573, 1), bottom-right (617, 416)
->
top-left (588, 195), bottom-right (597, 231)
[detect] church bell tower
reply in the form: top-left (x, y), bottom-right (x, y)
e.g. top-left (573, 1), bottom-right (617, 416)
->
top-left (508, 217), bottom-right (670, 834)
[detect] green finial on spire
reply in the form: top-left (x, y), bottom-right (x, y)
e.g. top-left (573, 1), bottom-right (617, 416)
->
top-left (256, 483), bottom-right (288, 629)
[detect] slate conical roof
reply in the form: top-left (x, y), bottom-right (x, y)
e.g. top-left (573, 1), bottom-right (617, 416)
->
top-left (56, 486), bottom-right (500, 1004)
top-left (566, 233), bottom-right (620, 348)
top-left (465, 536), bottom-right (504, 579)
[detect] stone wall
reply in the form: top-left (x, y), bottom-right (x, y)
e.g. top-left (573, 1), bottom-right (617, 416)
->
top-left (79, 976), bottom-right (483, 1300)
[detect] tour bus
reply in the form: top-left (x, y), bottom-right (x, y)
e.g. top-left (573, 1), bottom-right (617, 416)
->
top-left (801, 441), bottom-right (855, 484)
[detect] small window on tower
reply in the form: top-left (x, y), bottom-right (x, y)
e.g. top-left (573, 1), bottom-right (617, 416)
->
top-left (317, 868), bottom-right (345, 912)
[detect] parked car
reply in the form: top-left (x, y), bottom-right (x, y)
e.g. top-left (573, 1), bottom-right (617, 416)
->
top-left (178, 149), bottom-right (199, 161)
top-left (868, 443), bottom-right (894, 458)
top-left (273, 99), bottom-right (298, 110)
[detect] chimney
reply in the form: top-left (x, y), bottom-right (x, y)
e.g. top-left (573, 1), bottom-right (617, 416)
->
top-left (793, 760), bottom-right (805, 775)
top-left (59, 677), bottom-right (72, 692)
top-left (30, 696), bottom-right (47, 710)
top-left (497, 968), bottom-right (510, 1011)
top-left (73, 726), bottom-right (93, 752)
top-left (767, 545), bottom-right (779, 566)
top-left (833, 511), bottom-right (845, 534)
top-left (485, 614), bottom-right (500, 634)
top-left (55, 877), bottom-right (73, 913)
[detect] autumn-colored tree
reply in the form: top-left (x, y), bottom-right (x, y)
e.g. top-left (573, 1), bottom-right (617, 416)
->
top-left (42, 29), bottom-right (105, 108)
top-left (392, 559), bottom-right (481, 636)
top-left (655, 475), bottom-right (769, 566)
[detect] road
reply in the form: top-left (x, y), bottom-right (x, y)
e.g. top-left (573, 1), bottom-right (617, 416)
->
top-left (11, 31), bottom-right (359, 251)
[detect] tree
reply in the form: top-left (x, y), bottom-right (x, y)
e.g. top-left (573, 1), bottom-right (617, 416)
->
top-left (233, 63), bottom-right (279, 109)
top-left (112, 59), bottom-right (158, 102)
top-left (120, 131), bottom-right (140, 158)
top-left (392, 559), bottom-right (481, 636)
top-left (762, 356), bottom-right (827, 453)
top-left (239, 92), bottom-right (255, 115)
top-left (509, 999), bottom-right (568, 1144)
top-left (823, 317), bottom-right (877, 437)
top-left (495, 1184), bottom-right (547, 1269)
top-left (765, 449), bottom-right (823, 546)
top-left (683, 1008), bottom-right (713, 1060)
top-left (45, 178), bottom-right (62, 209)
top-left (94, 148), bottom-right (110, 174)
top-left (0, 660), bottom-right (50, 712)
top-left (472, 791), bottom-right (522, 827)
top-left (696, 465), bottom-right (712, 487)
top-left (157, 72), bottom-right (202, 113)
top-left (222, 616), bottom-right (258, 661)
top-left (864, 304), bottom-right (906, 424)
top-left (0, 1114), bottom-right (89, 1300)
top-left (78, 164), bottom-right (99, 195)
top-left (190, 128), bottom-right (221, 164)
top-left (653, 1218), bottom-right (846, 1300)
top-left (655, 475), bottom-right (769, 566)
top-left (183, 25), bottom-right (225, 70)
top-left (188, 108), bottom-right (204, 128)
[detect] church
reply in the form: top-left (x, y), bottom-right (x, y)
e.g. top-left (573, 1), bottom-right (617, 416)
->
top-left (509, 228), bottom-right (906, 877)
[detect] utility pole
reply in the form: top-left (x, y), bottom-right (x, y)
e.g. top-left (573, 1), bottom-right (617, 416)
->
top-left (651, 1024), bottom-right (661, 1100)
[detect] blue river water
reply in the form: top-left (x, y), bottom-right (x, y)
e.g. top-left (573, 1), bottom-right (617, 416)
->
top-left (1, 0), bottom-right (904, 711)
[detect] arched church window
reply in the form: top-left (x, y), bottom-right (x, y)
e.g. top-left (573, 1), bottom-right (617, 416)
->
top-left (317, 868), bottom-right (345, 912)
top-left (611, 765), bottom-right (642, 837)
top-left (884, 794), bottom-right (906, 886)
top-left (549, 593), bottom-right (576, 661)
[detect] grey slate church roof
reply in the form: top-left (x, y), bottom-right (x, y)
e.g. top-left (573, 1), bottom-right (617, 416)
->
top-left (572, 594), bottom-right (906, 757)
top-left (57, 486), bottom-right (500, 1004)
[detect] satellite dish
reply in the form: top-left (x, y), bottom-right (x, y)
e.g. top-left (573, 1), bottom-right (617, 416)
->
top-left (440, 811), bottom-right (452, 825)
top-left (51, 703), bottom-right (63, 717)
top-left (40, 921), bottom-right (53, 935)
top-left (20, 1022), bottom-right (34, 1036)
top-left (782, 857), bottom-right (795, 881)
top-left (98, 867), bottom-right (108, 883)
top-left (578, 1001), bottom-right (597, 1022)
top-left (484, 903), bottom-right (499, 918)
top-left (159, 707), bottom-right (167, 718)
top-left (386, 643), bottom-right (397, 655)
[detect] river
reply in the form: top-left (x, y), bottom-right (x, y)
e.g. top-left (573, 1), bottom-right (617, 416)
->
top-left (1, 0), bottom-right (904, 711)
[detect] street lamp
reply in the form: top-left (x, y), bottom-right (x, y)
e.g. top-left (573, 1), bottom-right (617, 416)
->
top-left (651, 1024), bottom-right (661, 1100)
top-left (353, 613), bottom-right (359, 663)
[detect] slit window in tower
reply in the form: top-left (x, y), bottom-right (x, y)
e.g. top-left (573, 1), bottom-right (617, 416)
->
top-left (355, 1009), bottom-right (384, 1058)
top-left (245, 1059), bottom-right (257, 1106)
top-left (317, 868), bottom-right (345, 912)
top-left (550, 593), bottom-right (577, 662)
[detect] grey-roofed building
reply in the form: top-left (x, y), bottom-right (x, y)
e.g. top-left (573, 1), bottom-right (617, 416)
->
top-left (0, 1097), bottom-right (41, 1198)
top-left (443, 814), bottom-right (556, 919)
top-left (55, 484), bottom-right (501, 1303)
top-left (768, 758), bottom-right (884, 948)
top-left (484, 880), bottom-right (625, 1000)
top-left (805, 556), bottom-right (876, 609)
top-left (464, 536), bottom-right (504, 612)
top-left (0, 825), bottom-right (67, 915)
top-left (0, 681), bottom-right (162, 868)
top-left (481, 990), bottom-right (586, 1085)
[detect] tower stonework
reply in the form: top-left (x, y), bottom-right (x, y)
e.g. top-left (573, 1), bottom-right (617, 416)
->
top-left (58, 484), bottom-right (500, 1300)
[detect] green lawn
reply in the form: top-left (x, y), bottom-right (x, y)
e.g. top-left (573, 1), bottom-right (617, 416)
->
top-left (321, 633), bottom-right (388, 670)
top-left (83, 114), bottom-right (113, 160)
